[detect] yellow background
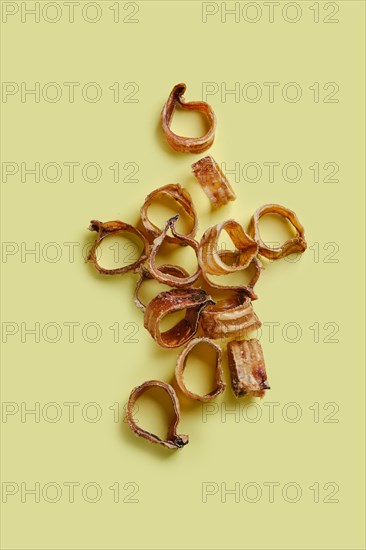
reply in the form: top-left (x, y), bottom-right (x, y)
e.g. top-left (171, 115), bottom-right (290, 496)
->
top-left (1, 1), bottom-right (365, 549)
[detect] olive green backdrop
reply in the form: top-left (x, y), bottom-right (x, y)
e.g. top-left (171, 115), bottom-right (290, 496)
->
top-left (1, 1), bottom-right (365, 549)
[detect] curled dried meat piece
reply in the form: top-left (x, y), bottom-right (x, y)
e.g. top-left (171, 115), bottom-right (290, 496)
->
top-left (248, 204), bottom-right (307, 260)
top-left (144, 288), bottom-right (214, 348)
top-left (140, 184), bottom-right (198, 244)
top-left (87, 220), bottom-right (149, 275)
top-left (175, 338), bottom-right (225, 402)
top-left (227, 339), bottom-right (270, 398)
top-left (126, 380), bottom-right (188, 450)
top-left (199, 220), bottom-right (258, 274)
top-left (134, 264), bottom-right (190, 312)
top-left (200, 294), bottom-right (261, 340)
top-left (192, 156), bottom-right (236, 207)
top-left (161, 83), bottom-right (217, 153)
top-left (147, 215), bottom-right (201, 288)
top-left (201, 255), bottom-right (262, 300)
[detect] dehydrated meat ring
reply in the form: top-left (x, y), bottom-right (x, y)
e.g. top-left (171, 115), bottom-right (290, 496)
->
top-left (200, 293), bottom-right (261, 340)
top-left (200, 254), bottom-right (262, 301)
top-left (140, 183), bottom-right (198, 244)
top-left (248, 204), bottom-right (307, 260)
top-left (147, 215), bottom-right (201, 288)
top-left (227, 338), bottom-right (270, 398)
top-left (161, 83), bottom-right (217, 153)
top-left (192, 156), bottom-right (236, 207)
top-left (199, 219), bottom-right (258, 274)
top-left (126, 380), bottom-right (188, 450)
top-left (87, 220), bottom-right (149, 275)
top-left (175, 338), bottom-right (225, 402)
top-left (144, 288), bottom-right (214, 348)
top-left (134, 264), bottom-right (190, 312)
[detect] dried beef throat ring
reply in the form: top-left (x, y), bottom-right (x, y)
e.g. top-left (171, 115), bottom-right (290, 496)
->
top-left (227, 339), bottom-right (270, 398)
top-left (144, 288), bottom-right (214, 348)
top-left (201, 255), bottom-right (262, 301)
top-left (126, 380), bottom-right (188, 450)
top-left (147, 215), bottom-right (201, 288)
top-left (175, 338), bottom-right (225, 402)
top-left (134, 264), bottom-right (190, 312)
top-left (192, 156), bottom-right (236, 207)
top-left (199, 220), bottom-right (258, 275)
top-left (248, 204), bottom-right (307, 260)
top-left (161, 83), bottom-right (217, 153)
top-left (140, 184), bottom-right (198, 244)
top-left (200, 294), bottom-right (261, 340)
top-left (87, 220), bottom-right (149, 275)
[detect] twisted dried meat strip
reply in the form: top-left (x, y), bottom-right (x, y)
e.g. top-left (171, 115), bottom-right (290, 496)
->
top-left (199, 220), bottom-right (258, 275)
top-left (175, 338), bottom-right (225, 402)
top-left (161, 83), bottom-right (217, 153)
top-left (201, 255), bottom-right (262, 301)
top-left (227, 339), bottom-right (270, 398)
top-left (200, 294), bottom-right (261, 340)
top-left (147, 215), bottom-right (201, 288)
top-left (87, 220), bottom-right (149, 275)
top-left (140, 184), bottom-right (197, 244)
top-left (192, 156), bottom-right (236, 207)
top-left (134, 264), bottom-right (190, 312)
top-left (248, 204), bottom-right (307, 260)
top-left (144, 288), bottom-right (214, 348)
top-left (126, 380), bottom-right (188, 450)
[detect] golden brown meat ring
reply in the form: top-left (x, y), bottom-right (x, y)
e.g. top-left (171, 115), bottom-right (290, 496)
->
top-left (200, 293), bottom-right (261, 340)
top-left (144, 288), bottom-right (214, 348)
top-left (87, 220), bottom-right (149, 275)
top-left (191, 156), bottom-right (236, 207)
top-left (161, 83), bottom-right (217, 153)
top-left (134, 264), bottom-right (190, 312)
top-left (140, 184), bottom-right (197, 244)
top-left (126, 380), bottom-right (188, 450)
top-left (227, 338), bottom-right (270, 398)
top-left (201, 254), bottom-right (262, 301)
top-left (248, 204), bottom-right (307, 260)
top-left (175, 338), bottom-right (225, 402)
top-left (199, 220), bottom-right (258, 275)
top-left (147, 215), bottom-right (201, 288)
